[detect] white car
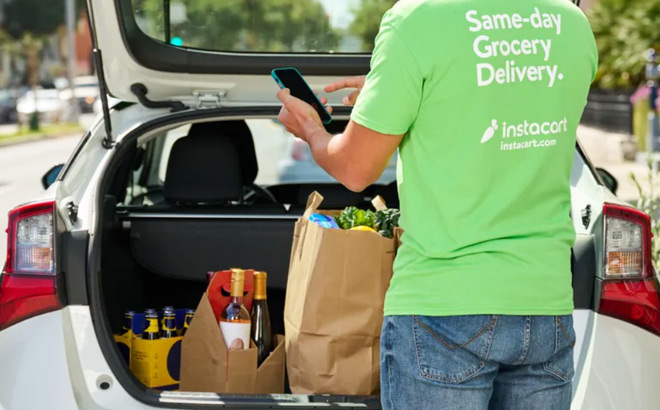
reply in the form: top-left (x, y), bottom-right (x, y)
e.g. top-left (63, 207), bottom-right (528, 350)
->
top-left (2, 0), bottom-right (660, 409)
top-left (58, 76), bottom-right (101, 114)
top-left (16, 88), bottom-right (69, 125)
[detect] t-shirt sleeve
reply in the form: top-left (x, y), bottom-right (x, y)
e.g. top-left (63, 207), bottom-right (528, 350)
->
top-left (351, 20), bottom-right (424, 136)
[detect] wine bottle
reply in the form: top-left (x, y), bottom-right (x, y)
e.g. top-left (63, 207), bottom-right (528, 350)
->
top-left (219, 268), bottom-right (251, 350)
top-left (251, 271), bottom-right (273, 365)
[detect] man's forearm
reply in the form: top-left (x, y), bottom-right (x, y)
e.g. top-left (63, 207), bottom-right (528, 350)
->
top-left (306, 128), bottom-right (371, 192)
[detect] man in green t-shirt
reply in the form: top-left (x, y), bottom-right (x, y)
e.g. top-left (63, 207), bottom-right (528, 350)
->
top-left (277, 0), bottom-right (597, 408)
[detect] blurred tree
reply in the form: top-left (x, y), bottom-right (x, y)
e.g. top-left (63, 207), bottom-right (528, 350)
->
top-left (4, 0), bottom-right (65, 38)
top-left (134, 0), bottom-right (338, 52)
top-left (349, 0), bottom-right (397, 50)
top-left (588, 0), bottom-right (660, 89)
top-left (2, 0), bottom-right (86, 129)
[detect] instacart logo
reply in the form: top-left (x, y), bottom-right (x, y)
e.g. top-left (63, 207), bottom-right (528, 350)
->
top-left (480, 119), bottom-right (499, 143)
top-left (481, 117), bottom-right (568, 151)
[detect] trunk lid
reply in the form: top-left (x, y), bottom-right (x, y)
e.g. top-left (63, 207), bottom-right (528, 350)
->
top-left (86, 0), bottom-right (387, 108)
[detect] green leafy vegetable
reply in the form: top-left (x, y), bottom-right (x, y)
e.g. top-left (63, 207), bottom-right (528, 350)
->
top-left (334, 206), bottom-right (400, 237)
top-left (334, 207), bottom-right (377, 230)
top-left (374, 209), bottom-right (401, 238)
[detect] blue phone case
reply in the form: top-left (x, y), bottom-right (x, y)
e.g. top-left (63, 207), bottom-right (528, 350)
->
top-left (271, 67), bottom-right (332, 124)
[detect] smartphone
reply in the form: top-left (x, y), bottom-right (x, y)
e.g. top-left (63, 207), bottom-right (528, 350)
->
top-left (272, 67), bottom-right (332, 124)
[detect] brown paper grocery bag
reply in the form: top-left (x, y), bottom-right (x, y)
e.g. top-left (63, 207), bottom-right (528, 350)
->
top-left (256, 335), bottom-right (286, 394)
top-left (284, 192), bottom-right (396, 395)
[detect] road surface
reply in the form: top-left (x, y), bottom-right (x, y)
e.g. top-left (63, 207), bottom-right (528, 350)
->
top-left (0, 135), bottom-right (81, 264)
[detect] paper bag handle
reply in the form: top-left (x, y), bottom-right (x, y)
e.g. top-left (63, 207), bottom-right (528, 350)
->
top-left (296, 191), bottom-right (324, 261)
top-left (303, 191), bottom-right (324, 220)
top-left (371, 195), bottom-right (388, 211)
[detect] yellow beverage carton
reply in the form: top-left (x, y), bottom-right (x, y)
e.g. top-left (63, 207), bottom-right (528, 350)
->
top-left (130, 335), bottom-right (183, 390)
top-left (114, 331), bottom-right (132, 365)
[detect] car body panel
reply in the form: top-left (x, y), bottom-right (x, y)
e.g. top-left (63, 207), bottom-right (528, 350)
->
top-left (0, 311), bottom-right (79, 410)
top-left (63, 306), bottom-right (155, 410)
top-left (571, 314), bottom-right (660, 409)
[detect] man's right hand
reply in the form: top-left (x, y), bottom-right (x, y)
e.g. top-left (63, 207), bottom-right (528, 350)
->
top-left (324, 76), bottom-right (367, 106)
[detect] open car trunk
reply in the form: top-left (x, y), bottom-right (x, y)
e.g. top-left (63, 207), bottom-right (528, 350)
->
top-left (99, 203), bottom-right (386, 408)
top-left (91, 110), bottom-right (393, 409)
top-left (90, 110), bottom-right (598, 409)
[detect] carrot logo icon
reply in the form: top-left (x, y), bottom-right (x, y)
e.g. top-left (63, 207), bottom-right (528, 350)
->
top-left (481, 119), bottom-right (498, 143)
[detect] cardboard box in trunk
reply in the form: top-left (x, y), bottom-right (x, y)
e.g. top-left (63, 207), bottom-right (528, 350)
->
top-left (126, 309), bottom-right (189, 390)
top-left (284, 192), bottom-right (399, 395)
top-left (180, 292), bottom-right (285, 394)
top-left (130, 335), bottom-right (183, 390)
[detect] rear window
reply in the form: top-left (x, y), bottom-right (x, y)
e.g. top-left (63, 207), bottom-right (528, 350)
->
top-left (125, 119), bottom-right (396, 206)
top-left (130, 0), bottom-right (398, 53)
top-left (155, 120), bottom-right (395, 185)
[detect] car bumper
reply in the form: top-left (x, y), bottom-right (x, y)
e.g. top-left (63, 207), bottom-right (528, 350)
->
top-left (3, 309), bottom-right (659, 409)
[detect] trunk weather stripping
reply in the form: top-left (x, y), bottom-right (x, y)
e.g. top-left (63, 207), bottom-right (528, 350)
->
top-left (131, 83), bottom-right (187, 112)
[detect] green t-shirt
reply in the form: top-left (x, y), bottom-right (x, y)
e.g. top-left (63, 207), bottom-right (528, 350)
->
top-left (351, 0), bottom-right (598, 316)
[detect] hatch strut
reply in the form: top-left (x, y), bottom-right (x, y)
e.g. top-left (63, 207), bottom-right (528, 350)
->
top-left (86, 0), bottom-right (114, 148)
top-left (130, 83), bottom-right (187, 112)
top-left (163, 0), bottom-right (171, 44)
top-left (94, 50), bottom-right (114, 149)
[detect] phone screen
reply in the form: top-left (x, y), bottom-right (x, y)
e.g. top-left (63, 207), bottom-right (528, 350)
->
top-left (272, 68), bottom-right (332, 124)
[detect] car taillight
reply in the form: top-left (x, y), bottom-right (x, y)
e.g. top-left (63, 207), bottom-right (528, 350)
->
top-left (598, 203), bottom-right (660, 335)
top-left (0, 201), bottom-right (60, 331)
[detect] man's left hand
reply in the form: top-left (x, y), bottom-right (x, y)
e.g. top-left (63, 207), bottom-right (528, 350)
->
top-left (277, 88), bottom-right (333, 142)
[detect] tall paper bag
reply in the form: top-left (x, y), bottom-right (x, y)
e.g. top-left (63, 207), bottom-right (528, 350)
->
top-left (284, 192), bottom-right (396, 395)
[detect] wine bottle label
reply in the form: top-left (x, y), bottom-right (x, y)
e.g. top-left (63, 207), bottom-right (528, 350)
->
top-left (220, 321), bottom-right (251, 350)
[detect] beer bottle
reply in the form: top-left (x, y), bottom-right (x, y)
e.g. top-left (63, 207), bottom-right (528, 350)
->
top-left (182, 309), bottom-right (195, 336)
top-left (122, 311), bottom-right (135, 335)
top-left (251, 271), bottom-right (273, 365)
top-left (143, 312), bottom-right (160, 340)
top-left (161, 306), bottom-right (175, 328)
top-left (161, 311), bottom-right (177, 339)
top-left (143, 309), bottom-right (157, 335)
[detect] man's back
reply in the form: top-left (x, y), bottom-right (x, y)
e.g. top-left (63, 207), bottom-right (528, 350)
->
top-left (350, 0), bottom-right (598, 316)
top-left (277, 1), bottom-right (599, 407)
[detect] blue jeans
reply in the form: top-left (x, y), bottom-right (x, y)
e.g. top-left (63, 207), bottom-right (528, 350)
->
top-left (380, 315), bottom-right (575, 410)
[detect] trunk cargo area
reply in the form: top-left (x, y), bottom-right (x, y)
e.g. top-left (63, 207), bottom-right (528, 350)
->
top-left (99, 194), bottom-right (384, 407)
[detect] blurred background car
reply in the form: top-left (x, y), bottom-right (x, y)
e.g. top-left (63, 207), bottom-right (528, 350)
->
top-left (278, 132), bottom-right (397, 183)
top-left (0, 89), bottom-right (18, 124)
top-left (16, 88), bottom-right (69, 125)
top-left (58, 76), bottom-right (100, 114)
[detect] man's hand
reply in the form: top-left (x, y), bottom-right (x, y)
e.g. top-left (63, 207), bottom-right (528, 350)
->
top-left (277, 88), bottom-right (332, 143)
top-left (276, 81), bottom-right (403, 193)
top-left (324, 76), bottom-right (366, 106)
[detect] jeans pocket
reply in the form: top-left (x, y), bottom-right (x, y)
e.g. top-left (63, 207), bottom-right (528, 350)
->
top-left (412, 315), bottom-right (497, 384)
top-left (542, 315), bottom-right (576, 382)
